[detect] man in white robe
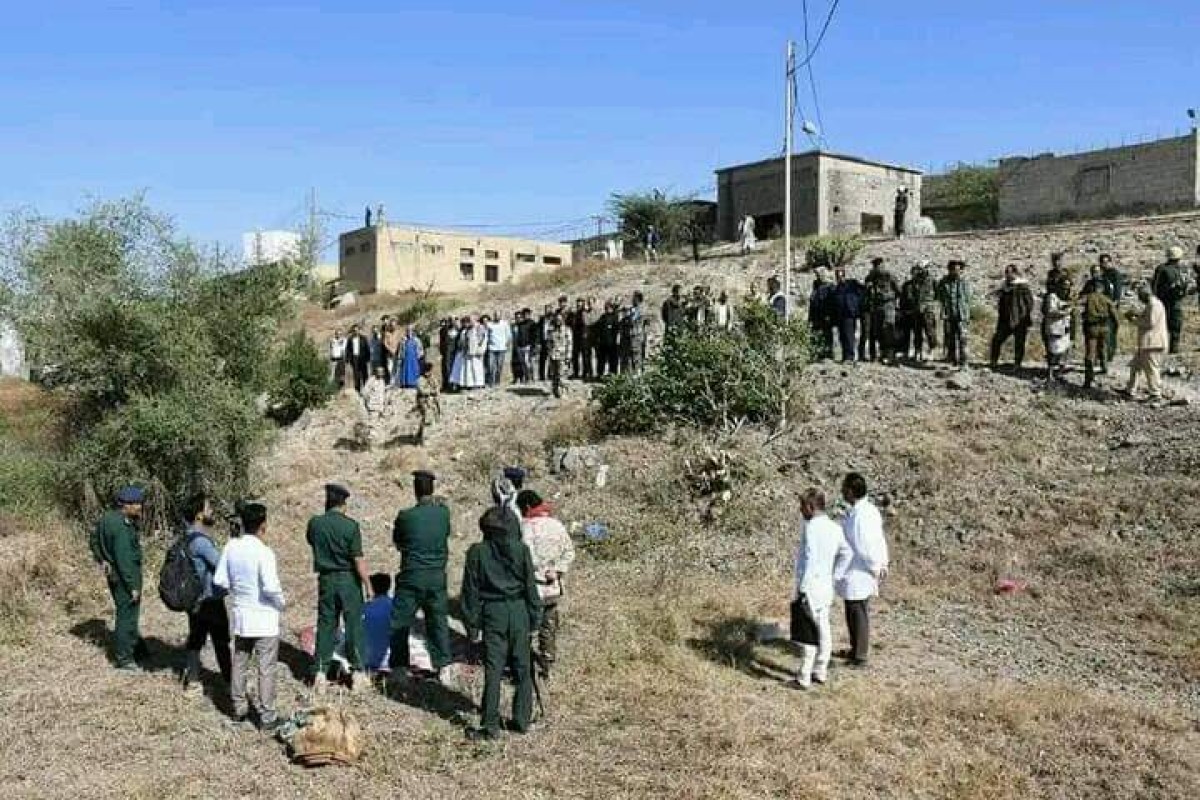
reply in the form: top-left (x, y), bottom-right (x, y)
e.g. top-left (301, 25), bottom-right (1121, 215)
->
top-left (835, 472), bottom-right (889, 668)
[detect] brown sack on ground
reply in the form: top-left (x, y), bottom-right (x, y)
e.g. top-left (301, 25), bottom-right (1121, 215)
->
top-left (292, 707), bottom-right (365, 767)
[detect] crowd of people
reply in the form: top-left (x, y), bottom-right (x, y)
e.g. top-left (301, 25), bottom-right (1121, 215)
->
top-left (89, 469), bottom-right (576, 740)
top-left (806, 244), bottom-right (1199, 401)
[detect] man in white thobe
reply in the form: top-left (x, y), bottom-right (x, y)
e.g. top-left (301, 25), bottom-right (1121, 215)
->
top-left (792, 488), bottom-right (852, 689)
top-left (213, 502), bottom-right (287, 731)
top-left (835, 472), bottom-right (889, 667)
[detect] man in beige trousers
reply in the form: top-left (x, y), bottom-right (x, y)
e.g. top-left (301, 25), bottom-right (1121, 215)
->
top-left (1122, 283), bottom-right (1169, 402)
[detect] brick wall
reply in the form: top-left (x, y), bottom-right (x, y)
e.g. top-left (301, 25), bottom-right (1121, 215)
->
top-left (822, 159), bottom-right (922, 236)
top-left (999, 132), bottom-right (1200, 226)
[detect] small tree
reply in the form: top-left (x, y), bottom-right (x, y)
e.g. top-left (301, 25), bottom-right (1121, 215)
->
top-left (802, 234), bottom-right (864, 272)
top-left (268, 331), bottom-right (334, 424)
top-left (931, 163), bottom-right (1000, 229)
top-left (609, 190), bottom-right (695, 254)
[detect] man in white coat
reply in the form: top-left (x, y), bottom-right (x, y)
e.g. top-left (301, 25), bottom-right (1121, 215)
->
top-left (835, 472), bottom-right (889, 667)
top-left (792, 488), bottom-right (852, 689)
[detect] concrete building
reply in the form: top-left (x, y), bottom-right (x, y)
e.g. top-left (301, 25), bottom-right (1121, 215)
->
top-left (998, 131), bottom-right (1200, 226)
top-left (716, 151), bottom-right (922, 240)
top-left (339, 225), bottom-right (573, 294)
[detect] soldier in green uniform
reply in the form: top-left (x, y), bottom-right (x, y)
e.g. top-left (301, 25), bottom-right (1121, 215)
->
top-left (864, 257), bottom-right (901, 364)
top-left (307, 483), bottom-right (372, 692)
top-left (88, 486), bottom-right (146, 672)
top-left (389, 471), bottom-right (452, 680)
top-left (461, 506), bottom-right (542, 740)
top-left (1153, 246), bottom-right (1188, 355)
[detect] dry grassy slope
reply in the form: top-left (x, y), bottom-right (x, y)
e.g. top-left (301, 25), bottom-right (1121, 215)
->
top-left (3, 218), bottom-right (1200, 799)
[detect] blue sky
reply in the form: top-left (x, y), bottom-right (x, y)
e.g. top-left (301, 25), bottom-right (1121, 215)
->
top-left (2, 1), bottom-right (1197, 254)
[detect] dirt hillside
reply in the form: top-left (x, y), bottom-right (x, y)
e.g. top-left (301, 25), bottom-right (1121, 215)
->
top-left (2, 218), bottom-right (1200, 799)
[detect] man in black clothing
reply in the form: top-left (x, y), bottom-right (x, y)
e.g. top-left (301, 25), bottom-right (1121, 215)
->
top-left (661, 284), bottom-right (687, 337)
top-left (569, 298), bottom-right (593, 380)
top-left (345, 324), bottom-right (371, 392)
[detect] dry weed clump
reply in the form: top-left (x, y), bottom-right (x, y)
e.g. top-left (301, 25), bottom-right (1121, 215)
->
top-left (480, 259), bottom-right (612, 306)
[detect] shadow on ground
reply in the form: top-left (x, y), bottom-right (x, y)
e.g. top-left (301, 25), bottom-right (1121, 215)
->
top-left (686, 615), bottom-right (798, 683)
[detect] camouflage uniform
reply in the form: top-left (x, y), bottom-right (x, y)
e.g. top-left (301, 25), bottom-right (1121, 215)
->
top-left (936, 273), bottom-right (973, 367)
top-left (1152, 260), bottom-right (1187, 354)
top-left (547, 325), bottom-right (573, 398)
top-left (864, 266), bottom-right (901, 363)
top-left (521, 513), bottom-right (576, 673)
top-left (414, 374), bottom-right (440, 446)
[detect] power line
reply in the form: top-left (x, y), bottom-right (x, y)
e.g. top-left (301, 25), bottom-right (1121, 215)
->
top-left (797, 0), bottom-right (841, 67)
top-left (801, 0), bottom-right (827, 144)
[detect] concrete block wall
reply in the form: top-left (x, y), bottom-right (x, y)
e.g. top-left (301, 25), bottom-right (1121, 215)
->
top-left (822, 159), bottom-right (922, 236)
top-left (716, 158), bottom-right (820, 240)
top-left (999, 132), bottom-right (1200, 225)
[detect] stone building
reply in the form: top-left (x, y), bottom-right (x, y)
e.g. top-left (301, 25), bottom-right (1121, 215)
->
top-left (998, 131), bottom-right (1200, 226)
top-left (715, 151), bottom-right (922, 240)
top-left (338, 224), bottom-right (573, 294)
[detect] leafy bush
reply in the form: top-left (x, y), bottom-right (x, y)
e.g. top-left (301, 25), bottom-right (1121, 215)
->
top-left (392, 296), bottom-right (443, 328)
top-left (803, 234), bottom-right (863, 271)
top-left (1, 198), bottom-right (304, 520)
top-left (609, 190), bottom-right (697, 252)
top-left (268, 331), bottom-right (334, 424)
top-left (594, 298), bottom-right (810, 434)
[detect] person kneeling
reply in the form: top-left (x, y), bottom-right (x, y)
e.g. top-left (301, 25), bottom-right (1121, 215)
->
top-left (461, 507), bottom-right (543, 740)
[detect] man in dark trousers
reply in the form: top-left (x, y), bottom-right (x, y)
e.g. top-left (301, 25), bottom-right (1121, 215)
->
top-left (1153, 246), bottom-right (1188, 354)
top-left (990, 264), bottom-right (1035, 370)
top-left (89, 486), bottom-right (147, 672)
top-left (807, 270), bottom-right (835, 360)
top-left (389, 471), bottom-right (452, 682)
top-left (568, 298), bottom-right (593, 381)
top-left (182, 492), bottom-right (232, 691)
top-left (831, 268), bottom-right (864, 363)
top-left (661, 284), bottom-right (687, 338)
top-left (461, 506), bottom-right (542, 740)
top-left (307, 483), bottom-right (372, 693)
top-left (835, 472), bottom-right (888, 668)
top-left (345, 324), bottom-right (372, 392)
top-left (893, 188), bottom-right (909, 239)
top-left (864, 257), bottom-right (901, 364)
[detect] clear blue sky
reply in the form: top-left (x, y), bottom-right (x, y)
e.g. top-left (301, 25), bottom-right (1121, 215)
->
top-left (2, 1), bottom-right (1197, 253)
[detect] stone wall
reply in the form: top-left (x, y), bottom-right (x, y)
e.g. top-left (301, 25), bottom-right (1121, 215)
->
top-left (822, 159), bottom-right (921, 236)
top-left (998, 132), bottom-right (1200, 226)
top-left (716, 157), bottom-right (819, 240)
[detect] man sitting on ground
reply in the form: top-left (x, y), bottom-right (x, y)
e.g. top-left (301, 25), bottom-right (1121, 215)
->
top-left (362, 573), bottom-right (394, 675)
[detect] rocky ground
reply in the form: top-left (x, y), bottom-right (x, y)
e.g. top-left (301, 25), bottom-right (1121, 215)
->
top-left (3, 216), bottom-right (1200, 798)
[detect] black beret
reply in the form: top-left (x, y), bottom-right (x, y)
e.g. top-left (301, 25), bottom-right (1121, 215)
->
top-left (325, 483), bottom-right (351, 501)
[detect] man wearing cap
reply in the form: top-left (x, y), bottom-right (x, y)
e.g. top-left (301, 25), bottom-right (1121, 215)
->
top-left (307, 484), bottom-right (372, 693)
top-left (1153, 246), bottom-right (1189, 354)
top-left (864, 257), bottom-right (901, 364)
top-left (89, 487), bottom-right (146, 672)
top-left (213, 502), bottom-right (287, 730)
top-left (389, 471), bottom-right (452, 680)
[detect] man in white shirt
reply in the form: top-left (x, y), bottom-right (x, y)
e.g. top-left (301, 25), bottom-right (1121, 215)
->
top-left (835, 473), bottom-right (889, 668)
top-left (792, 488), bottom-right (852, 689)
top-left (485, 312), bottom-right (512, 387)
top-left (213, 502), bottom-right (287, 731)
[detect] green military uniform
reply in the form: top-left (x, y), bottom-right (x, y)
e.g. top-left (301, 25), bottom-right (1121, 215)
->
top-left (1081, 286), bottom-right (1118, 387)
top-left (389, 497), bottom-right (452, 672)
top-left (89, 509), bottom-right (143, 667)
top-left (461, 509), bottom-right (542, 736)
top-left (307, 510), bottom-right (365, 675)
top-left (1152, 260), bottom-right (1187, 354)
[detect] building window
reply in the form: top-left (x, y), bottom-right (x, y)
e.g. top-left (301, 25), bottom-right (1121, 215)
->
top-left (423, 244), bottom-right (445, 255)
top-left (516, 253), bottom-right (536, 263)
top-left (360, 242), bottom-right (371, 253)
top-left (485, 264), bottom-right (499, 283)
top-left (543, 255), bottom-right (562, 266)
top-left (460, 262), bottom-right (475, 280)
top-left (485, 249), bottom-right (500, 259)
top-left (460, 247), bottom-right (475, 258)
top-left (860, 213), bottom-right (884, 234)
top-left (344, 246), bottom-right (355, 257)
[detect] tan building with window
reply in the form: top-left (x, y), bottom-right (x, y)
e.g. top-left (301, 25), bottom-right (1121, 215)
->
top-left (338, 224), bottom-right (573, 294)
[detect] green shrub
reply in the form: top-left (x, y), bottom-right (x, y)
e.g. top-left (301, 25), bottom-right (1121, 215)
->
top-left (0, 440), bottom-right (58, 516)
top-left (594, 298), bottom-right (810, 434)
top-left (2, 198), bottom-right (303, 521)
top-left (803, 234), bottom-right (863, 271)
top-left (268, 331), bottom-right (334, 424)
top-left (393, 296), bottom-right (443, 328)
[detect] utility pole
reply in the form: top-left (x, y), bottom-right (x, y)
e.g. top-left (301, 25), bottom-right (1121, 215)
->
top-left (303, 187), bottom-right (321, 270)
top-left (783, 40), bottom-right (795, 320)
top-left (592, 214), bottom-right (606, 239)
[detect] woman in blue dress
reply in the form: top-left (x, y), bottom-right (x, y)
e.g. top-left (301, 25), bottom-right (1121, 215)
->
top-left (395, 325), bottom-right (424, 388)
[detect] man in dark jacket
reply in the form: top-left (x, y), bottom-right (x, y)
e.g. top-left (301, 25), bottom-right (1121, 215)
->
top-left (182, 492), bottom-right (232, 690)
top-left (990, 264), bottom-right (1035, 370)
top-left (345, 324), bottom-right (372, 392)
top-left (89, 486), bottom-right (146, 672)
top-left (808, 271), bottom-right (835, 360)
top-left (1098, 254), bottom-right (1127, 361)
top-left (864, 257), bottom-right (901, 364)
top-left (594, 302), bottom-right (620, 377)
top-left (569, 298), bottom-right (593, 380)
top-left (1153, 246), bottom-right (1188, 354)
top-left (661, 284), bottom-right (687, 337)
top-left (831, 268), bottom-right (864, 363)
top-left (461, 506), bottom-right (542, 740)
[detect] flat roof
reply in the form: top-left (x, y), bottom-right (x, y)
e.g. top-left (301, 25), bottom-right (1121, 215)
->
top-left (339, 224), bottom-right (570, 246)
top-left (715, 150), bottom-right (922, 175)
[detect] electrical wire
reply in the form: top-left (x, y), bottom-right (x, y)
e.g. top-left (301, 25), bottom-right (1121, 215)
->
top-left (797, 0), bottom-right (841, 68)
top-left (801, 0), bottom-right (828, 145)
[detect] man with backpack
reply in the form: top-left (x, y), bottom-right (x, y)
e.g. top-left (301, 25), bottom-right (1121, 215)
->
top-left (1153, 246), bottom-right (1188, 354)
top-left (180, 493), bottom-right (232, 691)
top-left (89, 486), bottom-right (147, 672)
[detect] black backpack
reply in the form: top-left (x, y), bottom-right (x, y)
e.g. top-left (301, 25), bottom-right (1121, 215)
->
top-left (158, 532), bottom-right (205, 613)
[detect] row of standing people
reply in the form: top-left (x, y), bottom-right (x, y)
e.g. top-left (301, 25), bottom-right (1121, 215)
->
top-left (328, 318), bottom-right (426, 392)
top-left (88, 472), bottom-right (575, 740)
